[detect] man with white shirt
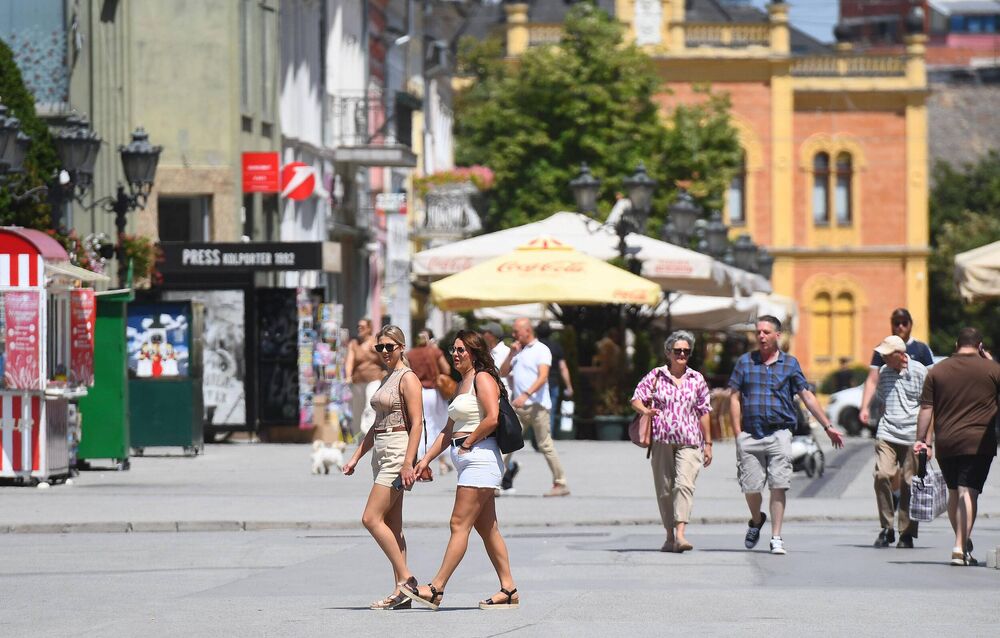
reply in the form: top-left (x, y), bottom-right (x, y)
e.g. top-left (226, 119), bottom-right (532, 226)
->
top-left (482, 322), bottom-right (511, 395)
top-left (499, 317), bottom-right (570, 497)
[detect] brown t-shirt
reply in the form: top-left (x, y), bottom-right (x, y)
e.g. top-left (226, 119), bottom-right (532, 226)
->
top-left (407, 345), bottom-right (444, 389)
top-left (920, 353), bottom-right (1000, 457)
top-left (350, 338), bottom-right (383, 383)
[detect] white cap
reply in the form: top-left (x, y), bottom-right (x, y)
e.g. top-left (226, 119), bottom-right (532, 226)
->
top-left (874, 335), bottom-right (906, 356)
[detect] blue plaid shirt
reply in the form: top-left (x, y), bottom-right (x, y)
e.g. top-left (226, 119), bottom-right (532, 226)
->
top-left (728, 350), bottom-right (808, 439)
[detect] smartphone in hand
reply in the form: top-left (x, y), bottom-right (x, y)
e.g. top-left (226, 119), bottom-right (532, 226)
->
top-left (391, 475), bottom-right (404, 491)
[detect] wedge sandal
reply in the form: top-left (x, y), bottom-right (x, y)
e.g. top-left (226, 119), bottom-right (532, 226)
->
top-left (369, 591), bottom-right (412, 610)
top-left (479, 587), bottom-right (519, 610)
top-left (402, 582), bottom-right (444, 611)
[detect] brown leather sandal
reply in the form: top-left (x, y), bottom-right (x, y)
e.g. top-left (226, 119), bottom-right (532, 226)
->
top-left (371, 576), bottom-right (418, 610)
top-left (402, 582), bottom-right (444, 611)
top-left (479, 587), bottom-right (519, 609)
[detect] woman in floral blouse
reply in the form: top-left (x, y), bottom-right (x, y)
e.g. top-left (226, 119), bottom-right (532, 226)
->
top-left (631, 330), bottom-right (713, 553)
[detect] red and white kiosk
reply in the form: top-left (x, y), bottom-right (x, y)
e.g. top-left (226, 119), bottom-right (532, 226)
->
top-left (0, 227), bottom-right (106, 485)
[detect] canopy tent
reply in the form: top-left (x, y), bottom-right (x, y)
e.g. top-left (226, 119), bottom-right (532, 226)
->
top-left (414, 211), bottom-right (771, 297)
top-left (430, 237), bottom-right (662, 311)
top-left (955, 240), bottom-right (1000, 302)
top-left (472, 292), bottom-right (797, 334)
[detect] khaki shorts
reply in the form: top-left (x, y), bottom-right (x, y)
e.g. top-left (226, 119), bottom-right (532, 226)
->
top-left (371, 431), bottom-right (409, 487)
top-left (736, 429), bottom-right (792, 493)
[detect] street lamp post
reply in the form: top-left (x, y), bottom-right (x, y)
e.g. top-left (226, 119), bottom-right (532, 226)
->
top-left (667, 190), bottom-right (700, 246)
top-left (569, 162), bottom-right (601, 216)
top-left (106, 127), bottom-right (162, 287)
top-left (732, 233), bottom-right (758, 273)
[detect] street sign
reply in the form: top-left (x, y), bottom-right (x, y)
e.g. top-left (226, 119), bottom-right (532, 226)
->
top-left (375, 192), bottom-right (407, 214)
top-left (280, 162), bottom-right (317, 200)
top-left (242, 152), bottom-right (279, 193)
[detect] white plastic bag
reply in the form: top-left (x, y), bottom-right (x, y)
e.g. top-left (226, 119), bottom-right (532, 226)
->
top-left (559, 400), bottom-right (575, 432)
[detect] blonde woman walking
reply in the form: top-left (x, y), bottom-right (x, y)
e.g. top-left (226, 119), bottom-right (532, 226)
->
top-left (343, 325), bottom-right (425, 609)
top-left (403, 330), bottom-right (519, 611)
top-left (631, 330), bottom-right (713, 553)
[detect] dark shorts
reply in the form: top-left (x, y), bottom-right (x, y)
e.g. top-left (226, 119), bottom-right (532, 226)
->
top-left (937, 455), bottom-right (994, 493)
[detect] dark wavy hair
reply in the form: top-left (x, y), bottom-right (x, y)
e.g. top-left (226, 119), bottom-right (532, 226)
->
top-left (455, 329), bottom-right (506, 398)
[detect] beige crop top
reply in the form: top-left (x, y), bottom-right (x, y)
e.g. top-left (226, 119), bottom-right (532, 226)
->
top-left (448, 391), bottom-right (484, 435)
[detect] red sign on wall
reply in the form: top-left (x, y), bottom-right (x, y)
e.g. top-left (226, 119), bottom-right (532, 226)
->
top-left (281, 162), bottom-right (316, 201)
top-left (3, 291), bottom-right (42, 390)
top-left (242, 152), bottom-right (280, 193)
top-left (69, 289), bottom-right (96, 386)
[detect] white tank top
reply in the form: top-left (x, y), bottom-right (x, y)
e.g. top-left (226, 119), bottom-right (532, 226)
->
top-left (448, 391), bottom-right (484, 435)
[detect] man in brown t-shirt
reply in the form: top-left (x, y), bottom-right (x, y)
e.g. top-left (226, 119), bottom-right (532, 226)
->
top-left (915, 327), bottom-right (1000, 566)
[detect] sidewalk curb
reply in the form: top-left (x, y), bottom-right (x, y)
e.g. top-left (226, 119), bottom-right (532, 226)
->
top-left (5, 512), bottom-right (999, 535)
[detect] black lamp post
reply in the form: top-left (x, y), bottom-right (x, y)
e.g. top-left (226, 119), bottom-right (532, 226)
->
top-left (50, 115), bottom-right (103, 230)
top-left (732, 233), bottom-right (758, 273)
top-left (757, 246), bottom-right (775, 280)
top-left (622, 163), bottom-right (657, 220)
top-left (704, 210), bottom-right (728, 258)
top-left (667, 190), bottom-right (700, 245)
top-left (106, 127), bottom-right (162, 287)
top-left (0, 105), bottom-right (30, 176)
top-left (569, 162), bottom-right (601, 215)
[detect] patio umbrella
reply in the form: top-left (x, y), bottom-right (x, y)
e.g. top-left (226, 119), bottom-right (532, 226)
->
top-left (430, 236), bottom-right (662, 311)
top-left (955, 239), bottom-right (1000, 302)
top-left (414, 211), bottom-right (770, 297)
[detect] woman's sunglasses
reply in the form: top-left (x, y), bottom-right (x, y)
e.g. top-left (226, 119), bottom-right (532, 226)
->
top-left (672, 348), bottom-right (692, 356)
top-left (374, 343), bottom-right (399, 353)
top-left (449, 346), bottom-right (467, 355)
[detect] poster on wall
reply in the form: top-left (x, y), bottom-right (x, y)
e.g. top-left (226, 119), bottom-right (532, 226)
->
top-left (69, 289), bottom-right (96, 386)
top-left (297, 288), bottom-right (316, 429)
top-left (3, 291), bottom-right (43, 390)
top-left (126, 304), bottom-right (190, 378)
top-left (164, 291), bottom-right (246, 425)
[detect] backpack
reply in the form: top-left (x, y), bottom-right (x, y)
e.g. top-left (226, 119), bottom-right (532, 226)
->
top-left (474, 372), bottom-right (525, 454)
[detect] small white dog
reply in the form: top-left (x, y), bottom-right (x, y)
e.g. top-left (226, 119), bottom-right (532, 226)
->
top-left (310, 440), bottom-right (346, 475)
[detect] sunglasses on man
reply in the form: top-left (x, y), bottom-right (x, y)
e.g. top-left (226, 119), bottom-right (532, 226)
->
top-left (374, 343), bottom-right (399, 353)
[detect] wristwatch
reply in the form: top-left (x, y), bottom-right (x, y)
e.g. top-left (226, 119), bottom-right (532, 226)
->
top-left (460, 443), bottom-right (473, 451)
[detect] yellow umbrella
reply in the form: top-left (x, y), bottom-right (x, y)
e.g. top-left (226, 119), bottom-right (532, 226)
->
top-left (430, 236), bottom-right (662, 311)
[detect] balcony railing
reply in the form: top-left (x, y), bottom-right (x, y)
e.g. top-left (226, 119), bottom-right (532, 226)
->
top-left (791, 55), bottom-right (906, 77)
top-left (685, 23), bottom-right (770, 48)
top-left (324, 90), bottom-right (418, 149)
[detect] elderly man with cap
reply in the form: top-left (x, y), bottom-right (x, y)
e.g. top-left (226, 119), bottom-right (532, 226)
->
top-left (869, 334), bottom-right (928, 548)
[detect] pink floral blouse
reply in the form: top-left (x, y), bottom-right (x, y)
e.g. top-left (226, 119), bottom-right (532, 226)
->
top-left (631, 366), bottom-right (712, 447)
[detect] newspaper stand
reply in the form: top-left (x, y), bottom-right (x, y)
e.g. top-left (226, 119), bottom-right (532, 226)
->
top-left (0, 228), bottom-right (106, 485)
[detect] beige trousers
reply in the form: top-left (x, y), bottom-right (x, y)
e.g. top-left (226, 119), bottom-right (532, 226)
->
top-left (504, 403), bottom-right (567, 486)
top-left (873, 438), bottom-right (919, 537)
top-left (651, 442), bottom-right (703, 529)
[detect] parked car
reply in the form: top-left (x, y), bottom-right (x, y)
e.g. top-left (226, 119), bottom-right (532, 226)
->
top-left (825, 355), bottom-right (946, 437)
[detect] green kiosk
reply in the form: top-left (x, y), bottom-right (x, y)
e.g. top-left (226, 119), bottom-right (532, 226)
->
top-left (127, 301), bottom-right (204, 456)
top-left (77, 290), bottom-right (133, 471)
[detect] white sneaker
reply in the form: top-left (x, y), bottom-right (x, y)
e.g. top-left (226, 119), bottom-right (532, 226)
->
top-left (770, 536), bottom-right (786, 555)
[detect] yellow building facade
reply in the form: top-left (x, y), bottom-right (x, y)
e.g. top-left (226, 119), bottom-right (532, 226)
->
top-left (499, 0), bottom-right (929, 380)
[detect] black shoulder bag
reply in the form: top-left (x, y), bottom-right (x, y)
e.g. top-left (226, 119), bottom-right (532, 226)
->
top-left (473, 371), bottom-right (525, 454)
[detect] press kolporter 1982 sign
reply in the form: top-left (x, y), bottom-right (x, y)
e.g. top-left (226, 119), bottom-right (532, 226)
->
top-left (158, 242), bottom-right (341, 274)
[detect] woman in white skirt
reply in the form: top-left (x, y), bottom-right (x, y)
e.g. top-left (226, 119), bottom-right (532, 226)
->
top-left (342, 325), bottom-right (425, 610)
top-left (404, 329), bottom-right (519, 611)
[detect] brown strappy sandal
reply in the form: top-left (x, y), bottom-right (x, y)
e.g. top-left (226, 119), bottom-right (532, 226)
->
top-left (370, 576), bottom-right (417, 610)
top-left (401, 582), bottom-right (444, 611)
top-left (479, 587), bottom-right (519, 610)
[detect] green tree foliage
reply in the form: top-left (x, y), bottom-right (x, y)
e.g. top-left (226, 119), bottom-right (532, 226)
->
top-left (454, 3), bottom-right (741, 232)
top-left (927, 152), bottom-right (1000, 354)
top-left (0, 38), bottom-right (59, 229)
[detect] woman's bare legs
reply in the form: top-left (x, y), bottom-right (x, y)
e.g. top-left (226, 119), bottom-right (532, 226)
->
top-left (474, 491), bottom-right (517, 603)
top-left (361, 484), bottom-right (413, 594)
top-left (411, 486), bottom-right (491, 600)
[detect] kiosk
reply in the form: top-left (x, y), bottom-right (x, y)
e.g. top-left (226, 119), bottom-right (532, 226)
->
top-left (0, 227), bottom-right (106, 485)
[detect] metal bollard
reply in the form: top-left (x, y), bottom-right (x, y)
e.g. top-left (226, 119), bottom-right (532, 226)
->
top-left (987, 547), bottom-right (999, 569)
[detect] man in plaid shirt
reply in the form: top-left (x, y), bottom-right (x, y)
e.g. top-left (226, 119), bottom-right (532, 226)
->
top-left (729, 316), bottom-right (844, 554)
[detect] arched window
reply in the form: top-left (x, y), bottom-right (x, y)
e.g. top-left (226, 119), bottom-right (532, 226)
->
top-left (835, 153), bottom-right (852, 225)
top-left (812, 153), bottom-right (830, 225)
top-left (727, 152), bottom-right (747, 226)
top-left (833, 292), bottom-right (855, 360)
top-left (812, 292), bottom-right (832, 364)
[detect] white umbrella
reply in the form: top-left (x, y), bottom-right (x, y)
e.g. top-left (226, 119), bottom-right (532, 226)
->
top-left (955, 239), bottom-right (1000, 302)
top-left (413, 211), bottom-right (771, 297)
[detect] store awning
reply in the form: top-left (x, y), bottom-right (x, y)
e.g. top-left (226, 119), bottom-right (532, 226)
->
top-left (45, 261), bottom-right (111, 284)
top-left (955, 239), bottom-right (1000, 302)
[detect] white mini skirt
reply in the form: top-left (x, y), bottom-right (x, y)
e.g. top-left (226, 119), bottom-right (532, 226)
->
top-left (450, 436), bottom-right (504, 489)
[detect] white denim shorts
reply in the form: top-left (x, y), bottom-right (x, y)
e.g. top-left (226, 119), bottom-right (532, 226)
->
top-left (450, 436), bottom-right (504, 489)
